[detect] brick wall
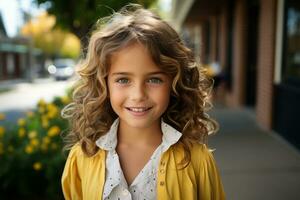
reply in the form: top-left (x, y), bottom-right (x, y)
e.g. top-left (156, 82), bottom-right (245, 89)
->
top-left (256, 0), bottom-right (277, 129)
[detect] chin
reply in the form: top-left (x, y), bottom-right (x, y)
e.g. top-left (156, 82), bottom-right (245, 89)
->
top-left (121, 117), bottom-right (159, 129)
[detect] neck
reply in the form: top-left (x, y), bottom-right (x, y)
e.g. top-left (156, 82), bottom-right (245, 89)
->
top-left (117, 120), bottom-right (162, 147)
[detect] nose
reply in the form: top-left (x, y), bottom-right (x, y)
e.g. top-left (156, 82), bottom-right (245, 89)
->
top-left (130, 82), bottom-right (148, 102)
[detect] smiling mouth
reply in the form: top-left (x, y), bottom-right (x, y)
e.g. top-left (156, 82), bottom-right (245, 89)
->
top-left (126, 107), bottom-right (152, 112)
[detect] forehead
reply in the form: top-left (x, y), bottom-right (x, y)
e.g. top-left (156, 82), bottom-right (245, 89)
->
top-left (109, 42), bottom-right (162, 74)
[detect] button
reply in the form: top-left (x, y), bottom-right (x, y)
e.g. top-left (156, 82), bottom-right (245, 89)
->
top-left (122, 189), bottom-right (129, 196)
top-left (160, 181), bottom-right (165, 186)
top-left (161, 161), bottom-right (166, 166)
top-left (159, 169), bottom-right (165, 174)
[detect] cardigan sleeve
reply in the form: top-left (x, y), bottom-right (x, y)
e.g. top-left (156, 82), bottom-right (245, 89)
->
top-left (198, 144), bottom-right (226, 200)
top-left (61, 144), bottom-right (83, 200)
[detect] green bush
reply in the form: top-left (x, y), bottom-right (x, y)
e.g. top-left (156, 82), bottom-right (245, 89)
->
top-left (0, 95), bottom-right (71, 200)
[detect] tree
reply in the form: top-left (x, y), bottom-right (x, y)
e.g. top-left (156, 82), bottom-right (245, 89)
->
top-left (21, 12), bottom-right (81, 59)
top-left (34, 0), bottom-right (157, 49)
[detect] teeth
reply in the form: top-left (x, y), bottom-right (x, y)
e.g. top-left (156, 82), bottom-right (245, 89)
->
top-left (128, 107), bottom-right (149, 112)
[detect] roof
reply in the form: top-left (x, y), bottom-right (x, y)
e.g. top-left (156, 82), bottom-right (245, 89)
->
top-left (0, 11), bottom-right (7, 36)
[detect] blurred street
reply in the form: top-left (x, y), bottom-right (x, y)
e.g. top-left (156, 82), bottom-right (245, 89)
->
top-left (0, 78), bottom-right (74, 122)
top-left (209, 106), bottom-right (300, 200)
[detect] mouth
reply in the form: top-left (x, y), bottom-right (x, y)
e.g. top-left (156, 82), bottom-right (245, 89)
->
top-left (125, 107), bottom-right (152, 112)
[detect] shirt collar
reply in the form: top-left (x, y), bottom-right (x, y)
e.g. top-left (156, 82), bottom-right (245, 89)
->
top-left (95, 118), bottom-right (119, 151)
top-left (95, 118), bottom-right (182, 151)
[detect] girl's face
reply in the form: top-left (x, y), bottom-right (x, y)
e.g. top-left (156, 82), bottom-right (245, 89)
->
top-left (107, 42), bottom-right (172, 130)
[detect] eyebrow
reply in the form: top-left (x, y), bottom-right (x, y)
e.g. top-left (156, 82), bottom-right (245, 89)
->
top-left (111, 71), bottom-right (167, 76)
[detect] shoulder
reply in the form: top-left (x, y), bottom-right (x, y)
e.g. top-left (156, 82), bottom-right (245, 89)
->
top-left (64, 143), bottom-right (106, 176)
top-left (189, 142), bottom-right (219, 170)
top-left (64, 143), bottom-right (85, 173)
top-left (68, 143), bottom-right (84, 157)
top-left (66, 143), bottom-right (106, 164)
top-left (171, 142), bottom-right (216, 166)
top-left (190, 142), bottom-right (212, 156)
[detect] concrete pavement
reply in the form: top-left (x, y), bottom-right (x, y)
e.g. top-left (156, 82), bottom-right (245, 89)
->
top-left (209, 106), bottom-right (300, 200)
top-left (0, 78), bottom-right (73, 124)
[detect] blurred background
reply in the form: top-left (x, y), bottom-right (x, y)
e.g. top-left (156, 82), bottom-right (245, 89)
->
top-left (0, 0), bottom-right (299, 199)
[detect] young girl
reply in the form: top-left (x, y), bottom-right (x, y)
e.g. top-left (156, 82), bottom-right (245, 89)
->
top-left (61, 4), bottom-right (225, 200)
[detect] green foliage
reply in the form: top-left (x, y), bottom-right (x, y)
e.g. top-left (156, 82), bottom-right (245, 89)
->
top-left (34, 0), bottom-right (157, 38)
top-left (0, 95), bottom-right (72, 199)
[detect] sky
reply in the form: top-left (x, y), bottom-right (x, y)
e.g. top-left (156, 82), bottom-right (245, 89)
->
top-left (0, 0), bottom-right (172, 37)
top-left (0, 0), bottom-right (45, 37)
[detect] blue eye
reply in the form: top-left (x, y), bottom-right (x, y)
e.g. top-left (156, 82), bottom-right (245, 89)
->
top-left (148, 78), bottom-right (163, 84)
top-left (116, 78), bottom-right (129, 84)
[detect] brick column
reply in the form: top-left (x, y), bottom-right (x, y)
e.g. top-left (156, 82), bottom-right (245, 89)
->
top-left (231, 0), bottom-right (247, 106)
top-left (256, 0), bottom-right (277, 129)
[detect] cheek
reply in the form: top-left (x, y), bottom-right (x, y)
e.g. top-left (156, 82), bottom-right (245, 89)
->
top-left (110, 89), bottom-right (123, 103)
top-left (108, 83), bottom-right (123, 106)
top-left (152, 86), bottom-right (171, 106)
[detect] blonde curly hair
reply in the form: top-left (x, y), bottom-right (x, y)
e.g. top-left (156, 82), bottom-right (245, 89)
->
top-left (62, 4), bottom-right (218, 166)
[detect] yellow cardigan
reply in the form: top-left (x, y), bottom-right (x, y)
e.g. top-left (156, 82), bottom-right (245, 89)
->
top-left (61, 143), bottom-right (225, 200)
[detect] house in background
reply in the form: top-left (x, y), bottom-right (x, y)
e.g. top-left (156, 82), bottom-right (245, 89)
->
top-left (171, 0), bottom-right (300, 149)
top-left (0, 12), bottom-right (41, 82)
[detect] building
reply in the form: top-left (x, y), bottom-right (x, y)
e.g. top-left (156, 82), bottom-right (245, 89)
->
top-left (0, 12), bottom-right (41, 82)
top-left (172, 0), bottom-right (300, 149)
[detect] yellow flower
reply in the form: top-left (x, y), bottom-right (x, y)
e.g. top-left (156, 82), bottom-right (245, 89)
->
top-left (18, 128), bottom-right (26, 138)
top-left (47, 126), bottom-right (61, 137)
top-left (28, 131), bottom-right (37, 139)
top-left (25, 145), bottom-right (34, 154)
top-left (46, 103), bottom-right (58, 118)
top-left (30, 138), bottom-right (39, 147)
top-left (42, 136), bottom-right (51, 145)
top-left (42, 116), bottom-right (49, 128)
top-left (47, 103), bottom-right (55, 109)
top-left (0, 126), bottom-right (5, 137)
top-left (33, 162), bottom-right (42, 171)
top-left (17, 118), bottom-right (26, 126)
top-left (26, 111), bottom-right (34, 118)
top-left (0, 113), bottom-right (5, 120)
top-left (7, 145), bottom-right (14, 152)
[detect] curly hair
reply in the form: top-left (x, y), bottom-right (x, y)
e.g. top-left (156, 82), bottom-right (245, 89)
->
top-left (62, 4), bottom-right (218, 166)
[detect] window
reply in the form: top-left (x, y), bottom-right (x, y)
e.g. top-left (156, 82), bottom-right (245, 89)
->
top-left (282, 0), bottom-right (300, 86)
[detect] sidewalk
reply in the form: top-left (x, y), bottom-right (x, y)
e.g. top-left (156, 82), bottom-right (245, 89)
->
top-left (0, 77), bottom-right (72, 123)
top-left (0, 78), bottom-right (27, 92)
top-left (0, 77), bottom-right (54, 91)
top-left (209, 106), bottom-right (300, 200)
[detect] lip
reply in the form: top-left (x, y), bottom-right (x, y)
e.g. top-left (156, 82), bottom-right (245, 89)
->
top-left (125, 107), bottom-right (152, 117)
